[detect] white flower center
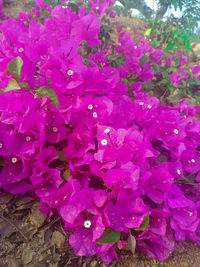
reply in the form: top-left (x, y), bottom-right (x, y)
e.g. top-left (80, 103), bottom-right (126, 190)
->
top-left (67, 70), bottom-right (73, 76)
top-left (18, 48), bottom-right (24, 52)
top-left (174, 129), bottom-right (179, 134)
top-left (88, 104), bottom-right (93, 110)
top-left (139, 102), bottom-right (144, 106)
top-left (104, 128), bottom-right (110, 134)
top-left (101, 139), bottom-right (107, 146)
top-left (12, 157), bottom-right (17, 164)
top-left (96, 6), bottom-right (99, 10)
top-left (147, 105), bottom-right (152, 109)
top-left (191, 159), bottom-right (195, 163)
top-left (93, 112), bottom-right (98, 118)
top-left (52, 127), bottom-right (58, 132)
top-left (26, 136), bottom-right (31, 142)
top-left (177, 169), bottom-right (181, 175)
top-left (84, 220), bottom-right (91, 228)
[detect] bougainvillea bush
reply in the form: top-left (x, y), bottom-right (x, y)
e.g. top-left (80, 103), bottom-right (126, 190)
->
top-left (1, 0), bottom-right (200, 264)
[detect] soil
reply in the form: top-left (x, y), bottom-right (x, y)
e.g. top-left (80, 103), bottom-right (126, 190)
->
top-left (1, 1), bottom-right (200, 267)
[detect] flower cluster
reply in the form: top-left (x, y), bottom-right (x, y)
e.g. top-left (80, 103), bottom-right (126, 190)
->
top-left (0, 1), bottom-right (200, 264)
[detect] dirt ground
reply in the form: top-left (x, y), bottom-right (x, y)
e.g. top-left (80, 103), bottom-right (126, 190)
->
top-left (1, 1), bottom-right (200, 267)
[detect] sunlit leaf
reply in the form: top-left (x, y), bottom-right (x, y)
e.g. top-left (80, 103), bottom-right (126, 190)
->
top-left (7, 56), bottom-right (23, 80)
top-left (4, 78), bottom-right (21, 92)
top-left (36, 86), bottom-right (59, 106)
top-left (144, 28), bottom-right (152, 37)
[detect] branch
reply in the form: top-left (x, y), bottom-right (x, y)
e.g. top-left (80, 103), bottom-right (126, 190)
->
top-left (116, 0), bottom-right (153, 19)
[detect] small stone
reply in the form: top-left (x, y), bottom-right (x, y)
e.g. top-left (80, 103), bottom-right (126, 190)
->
top-left (52, 231), bottom-right (65, 248)
top-left (7, 257), bottom-right (22, 267)
top-left (22, 248), bottom-right (34, 265)
top-left (90, 260), bottom-right (97, 267)
top-left (30, 202), bottom-right (47, 228)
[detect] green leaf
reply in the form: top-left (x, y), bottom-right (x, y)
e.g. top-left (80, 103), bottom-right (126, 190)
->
top-left (182, 80), bottom-right (187, 86)
top-left (96, 228), bottom-right (120, 244)
top-left (169, 86), bottom-right (175, 93)
top-left (152, 63), bottom-right (160, 72)
top-left (165, 42), bottom-right (176, 51)
top-left (58, 151), bottom-right (67, 161)
top-left (134, 213), bottom-right (149, 231)
top-left (185, 40), bottom-right (191, 51)
top-left (144, 28), bottom-right (152, 37)
top-left (4, 78), bottom-right (21, 92)
top-left (151, 40), bottom-right (160, 48)
top-left (162, 72), bottom-right (170, 81)
top-left (65, 1), bottom-right (79, 13)
top-left (7, 56), bottom-right (23, 80)
top-left (139, 54), bottom-right (150, 65)
top-left (62, 168), bottom-right (70, 182)
top-left (36, 86), bottom-right (59, 106)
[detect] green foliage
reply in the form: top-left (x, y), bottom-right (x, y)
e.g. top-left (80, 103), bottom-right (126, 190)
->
top-left (146, 17), bottom-right (200, 54)
top-left (4, 78), bottom-right (21, 92)
top-left (7, 56), bottom-right (23, 80)
top-left (36, 86), bottom-right (60, 106)
top-left (96, 228), bottom-right (121, 244)
top-left (134, 213), bottom-right (149, 231)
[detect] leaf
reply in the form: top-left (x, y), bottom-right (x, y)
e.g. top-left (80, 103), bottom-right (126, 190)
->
top-left (4, 78), bottom-right (21, 92)
top-left (165, 42), bottom-right (176, 51)
top-left (139, 54), bottom-right (150, 65)
top-left (151, 40), bottom-right (160, 48)
top-left (58, 151), bottom-right (67, 161)
top-left (128, 234), bottom-right (136, 254)
top-left (169, 86), bottom-right (176, 93)
top-left (65, 1), bottom-right (79, 14)
top-left (185, 39), bottom-right (191, 51)
top-left (182, 80), bottom-right (187, 86)
top-left (96, 228), bottom-right (120, 244)
top-left (134, 213), bottom-right (149, 231)
top-left (152, 63), bottom-right (160, 72)
top-left (162, 72), bottom-right (170, 81)
top-left (62, 168), bottom-right (71, 182)
top-left (7, 56), bottom-right (23, 80)
top-left (144, 28), bottom-right (152, 37)
top-left (19, 82), bottom-right (30, 89)
top-left (36, 86), bottom-right (59, 106)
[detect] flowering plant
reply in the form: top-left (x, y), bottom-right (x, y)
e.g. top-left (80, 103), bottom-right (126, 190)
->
top-left (0, 0), bottom-right (200, 264)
